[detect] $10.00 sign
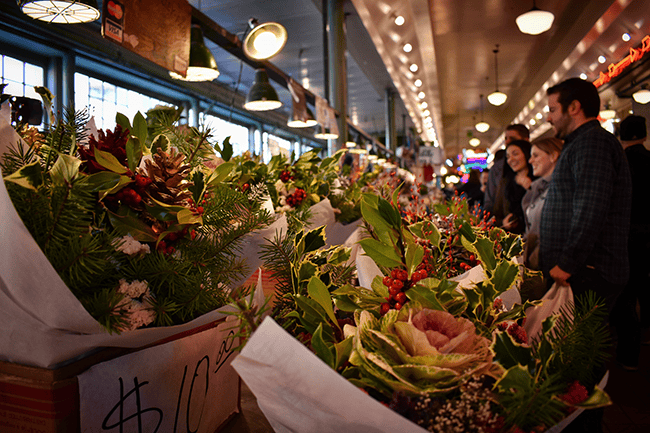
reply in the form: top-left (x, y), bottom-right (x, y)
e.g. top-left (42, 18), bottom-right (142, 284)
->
top-left (78, 319), bottom-right (239, 433)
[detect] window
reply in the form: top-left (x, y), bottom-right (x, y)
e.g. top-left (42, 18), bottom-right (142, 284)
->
top-left (1, 54), bottom-right (45, 126)
top-left (200, 113), bottom-right (250, 157)
top-left (267, 133), bottom-right (292, 161)
top-left (1, 54), bottom-right (44, 100)
top-left (74, 73), bottom-right (168, 130)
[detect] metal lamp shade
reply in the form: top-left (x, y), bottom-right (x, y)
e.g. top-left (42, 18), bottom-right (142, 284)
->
top-left (244, 69), bottom-right (282, 111)
top-left (314, 124), bottom-right (339, 140)
top-left (170, 25), bottom-right (220, 82)
top-left (243, 20), bottom-right (288, 60)
top-left (18, 0), bottom-right (100, 24)
top-left (287, 106), bottom-right (318, 128)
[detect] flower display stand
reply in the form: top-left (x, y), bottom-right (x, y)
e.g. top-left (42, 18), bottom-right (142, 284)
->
top-left (0, 318), bottom-right (241, 433)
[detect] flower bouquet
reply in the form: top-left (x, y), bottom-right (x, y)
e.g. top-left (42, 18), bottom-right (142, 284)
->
top-left (0, 92), bottom-right (272, 367)
top-left (232, 191), bottom-right (611, 432)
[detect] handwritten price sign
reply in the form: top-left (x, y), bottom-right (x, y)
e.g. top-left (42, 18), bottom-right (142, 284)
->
top-left (78, 319), bottom-right (240, 433)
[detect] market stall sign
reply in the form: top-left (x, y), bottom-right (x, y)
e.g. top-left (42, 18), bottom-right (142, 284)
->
top-left (594, 35), bottom-right (650, 88)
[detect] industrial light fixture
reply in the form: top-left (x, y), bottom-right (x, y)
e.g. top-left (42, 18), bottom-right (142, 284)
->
top-left (287, 106), bottom-right (318, 128)
top-left (516, 1), bottom-right (554, 35)
top-left (633, 88), bottom-right (650, 104)
top-left (599, 102), bottom-right (616, 120)
top-left (244, 69), bottom-right (282, 111)
top-left (242, 18), bottom-right (288, 60)
top-left (314, 124), bottom-right (339, 140)
top-left (487, 45), bottom-right (507, 106)
top-left (17, 0), bottom-right (100, 24)
top-left (475, 95), bottom-right (490, 133)
top-left (170, 25), bottom-right (220, 82)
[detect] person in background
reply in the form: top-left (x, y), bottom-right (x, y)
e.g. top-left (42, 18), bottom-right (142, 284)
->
top-left (521, 137), bottom-right (563, 271)
top-left (455, 169), bottom-right (483, 208)
top-left (611, 115), bottom-right (650, 371)
top-left (493, 139), bottom-right (535, 234)
top-left (483, 124), bottom-right (530, 213)
top-left (540, 76), bottom-right (632, 433)
top-left (480, 169), bottom-right (489, 195)
top-left (540, 78), bottom-right (631, 310)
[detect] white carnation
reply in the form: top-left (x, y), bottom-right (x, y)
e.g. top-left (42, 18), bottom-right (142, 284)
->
top-left (114, 235), bottom-right (151, 256)
top-left (117, 279), bottom-right (149, 299)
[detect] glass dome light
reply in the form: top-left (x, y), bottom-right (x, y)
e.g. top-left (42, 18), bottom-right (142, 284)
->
top-left (18, 0), bottom-right (100, 24)
top-left (515, 1), bottom-right (555, 35)
top-left (633, 89), bottom-right (650, 104)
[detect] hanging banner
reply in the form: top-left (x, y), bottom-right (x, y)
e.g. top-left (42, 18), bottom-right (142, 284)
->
top-left (288, 78), bottom-right (309, 124)
top-left (102, 0), bottom-right (191, 77)
top-left (315, 95), bottom-right (329, 127)
top-left (327, 106), bottom-right (339, 136)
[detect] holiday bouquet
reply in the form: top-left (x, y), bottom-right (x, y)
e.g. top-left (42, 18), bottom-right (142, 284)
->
top-left (0, 91), bottom-right (272, 367)
top-left (232, 190), bottom-right (611, 433)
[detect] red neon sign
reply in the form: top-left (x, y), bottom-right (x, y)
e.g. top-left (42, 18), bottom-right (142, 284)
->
top-left (594, 35), bottom-right (650, 88)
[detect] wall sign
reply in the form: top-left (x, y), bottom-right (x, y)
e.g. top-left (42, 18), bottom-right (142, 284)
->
top-left (102, 0), bottom-right (191, 77)
top-left (594, 35), bottom-right (650, 88)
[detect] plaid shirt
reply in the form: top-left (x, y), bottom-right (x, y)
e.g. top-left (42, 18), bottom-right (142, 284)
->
top-left (539, 120), bottom-right (632, 284)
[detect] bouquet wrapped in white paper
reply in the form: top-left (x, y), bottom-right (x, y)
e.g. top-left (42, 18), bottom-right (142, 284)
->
top-left (231, 191), bottom-right (612, 432)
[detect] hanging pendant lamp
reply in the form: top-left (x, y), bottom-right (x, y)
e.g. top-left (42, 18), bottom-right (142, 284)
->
top-left (633, 88), bottom-right (650, 104)
top-left (516, 1), bottom-right (554, 35)
top-left (244, 69), bottom-right (283, 111)
top-left (314, 124), bottom-right (339, 140)
top-left (287, 106), bottom-right (318, 128)
top-left (17, 0), bottom-right (100, 24)
top-left (475, 95), bottom-right (490, 133)
top-left (487, 45), bottom-right (507, 106)
top-left (243, 18), bottom-right (288, 60)
top-left (170, 24), bottom-right (220, 82)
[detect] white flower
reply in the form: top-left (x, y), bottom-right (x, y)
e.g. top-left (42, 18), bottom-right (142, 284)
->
top-left (114, 235), bottom-right (151, 256)
top-left (117, 279), bottom-right (149, 299)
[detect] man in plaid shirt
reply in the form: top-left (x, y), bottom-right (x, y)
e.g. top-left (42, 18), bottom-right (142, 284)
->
top-left (540, 78), bottom-right (631, 313)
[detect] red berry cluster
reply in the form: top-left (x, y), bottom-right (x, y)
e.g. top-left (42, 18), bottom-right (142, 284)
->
top-left (286, 188), bottom-right (307, 208)
top-left (187, 197), bottom-right (205, 215)
top-left (498, 322), bottom-right (527, 344)
top-left (559, 380), bottom-right (589, 406)
top-left (279, 169), bottom-right (295, 183)
top-left (380, 268), bottom-right (428, 315)
top-left (105, 173), bottom-right (152, 209)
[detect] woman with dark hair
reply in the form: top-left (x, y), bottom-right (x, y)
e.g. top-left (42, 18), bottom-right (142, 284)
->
top-left (492, 139), bottom-right (535, 234)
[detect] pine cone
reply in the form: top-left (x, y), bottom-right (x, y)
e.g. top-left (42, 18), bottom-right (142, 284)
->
top-left (142, 148), bottom-right (193, 206)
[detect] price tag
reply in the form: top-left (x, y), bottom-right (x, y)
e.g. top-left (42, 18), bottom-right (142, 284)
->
top-left (79, 320), bottom-right (239, 433)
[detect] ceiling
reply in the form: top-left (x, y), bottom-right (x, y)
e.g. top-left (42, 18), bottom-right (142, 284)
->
top-left (190, 0), bottom-right (650, 159)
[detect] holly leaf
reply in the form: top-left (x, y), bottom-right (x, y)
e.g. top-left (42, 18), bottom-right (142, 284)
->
top-left (494, 364), bottom-right (534, 393)
top-left (409, 220), bottom-right (440, 248)
top-left (50, 154), bottom-right (80, 184)
top-left (491, 260), bottom-right (520, 294)
top-left (151, 134), bottom-right (170, 154)
top-left (3, 161), bottom-right (43, 190)
top-left (405, 286), bottom-right (445, 311)
top-left (220, 136), bottom-right (233, 162)
top-left (492, 332), bottom-right (533, 369)
top-left (334, 337), bottom-right (353, 369)
top-left (295, 226), bottom-right (326, 257)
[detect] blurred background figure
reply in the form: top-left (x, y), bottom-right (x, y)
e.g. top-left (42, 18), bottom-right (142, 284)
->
top-left (612, 115), bottom-right (650, 370)
top-left (455, 169), bottom-right (483, 209)
top-left (522, 137), bottom-right (564, 270)
top-left (484, 124), bottom-right (530, 214)
top-left (493, 139), bottom-right (535, 234)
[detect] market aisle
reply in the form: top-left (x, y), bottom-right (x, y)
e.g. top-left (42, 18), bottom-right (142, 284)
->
top-left (603, 343), bottom-right (650, 432)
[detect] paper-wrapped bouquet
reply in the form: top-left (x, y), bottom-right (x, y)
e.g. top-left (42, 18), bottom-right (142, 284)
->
top-left (0, 93), bottom-right (272, 367)
top-left (232, 191), bottom-right (611, 433)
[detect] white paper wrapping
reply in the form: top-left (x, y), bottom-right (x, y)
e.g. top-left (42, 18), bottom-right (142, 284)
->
top-left (231, 316), bottom-right (429, 433)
